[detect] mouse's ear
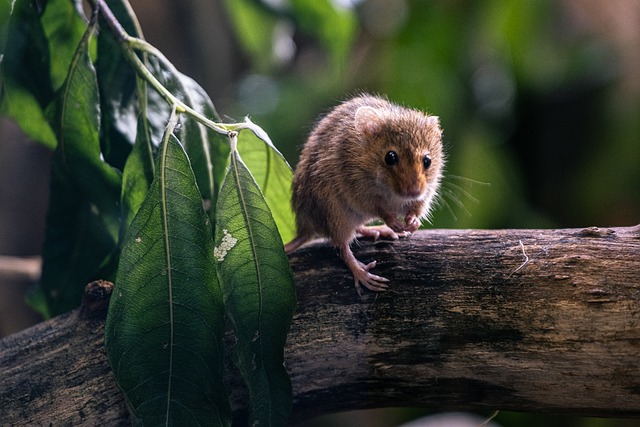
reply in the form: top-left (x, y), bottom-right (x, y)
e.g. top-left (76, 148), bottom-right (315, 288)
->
top-left (426, 115), bottom-right (440, 128)
top-left (425, 115), bottom-right (442, 139)
top-left (354, 106), bottom-right (385, 136)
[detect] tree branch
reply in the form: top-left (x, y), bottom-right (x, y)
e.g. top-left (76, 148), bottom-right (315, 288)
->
top-left (1, 226), bottom-right (639, 425)
top-left (0, 256), bottom-right (41, 282)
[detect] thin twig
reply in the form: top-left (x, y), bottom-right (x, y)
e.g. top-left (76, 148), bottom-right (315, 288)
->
top-left (0, 256), bottom-right (42, 282)
top-left (88, 0), bottom-right (238, 137)
top-left (479, 409), bottom-right (500, 427)
top-left (508, 239), bottom-right (530, 278)
top-left (93, 0), bottom-right (128, 43)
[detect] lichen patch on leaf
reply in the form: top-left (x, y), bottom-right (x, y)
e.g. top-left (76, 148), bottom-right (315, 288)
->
top-left (214, 229), bottom-right (238, 262)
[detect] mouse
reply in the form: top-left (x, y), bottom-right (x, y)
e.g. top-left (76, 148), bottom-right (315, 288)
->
top-left (284, 94), bottom-right (444, 294)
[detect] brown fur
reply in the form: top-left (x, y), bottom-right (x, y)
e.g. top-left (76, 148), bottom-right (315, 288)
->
top-left (285, 94), bottom-right (444, 292)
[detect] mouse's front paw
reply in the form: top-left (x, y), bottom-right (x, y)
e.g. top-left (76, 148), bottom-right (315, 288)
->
top-left (404, 214), bottom-right (421, 232)
top-left (384, 217), bottom-right (406, 233)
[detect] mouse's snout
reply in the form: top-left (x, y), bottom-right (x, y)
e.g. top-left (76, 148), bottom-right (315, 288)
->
top-left (397, 174), bottom-right (427, 200)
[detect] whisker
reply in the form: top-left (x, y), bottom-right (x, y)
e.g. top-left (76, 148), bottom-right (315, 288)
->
top-left (440, 188), bottom-right (468, 210)
top-left (442, 181), bottom-right (480, 205)
top-left (434, 174), bottom-right (490, 221)
top-left (434, 192), bottom-right (459, 222)
top-left (442, 188), bottom-right (472, 219)
top-left (447, 174), bottom-right (491, 187)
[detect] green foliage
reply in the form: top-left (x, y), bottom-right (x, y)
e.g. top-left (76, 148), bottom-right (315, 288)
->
top-left (289, 0), bottom-right (356, 70)
top-left (39, 13), bottom-right (122, 317)
top-left (0, 0), bottom-right (56, 148)
top-left (119, 80), bottom-right (154, 242)
top-left (223, 0), bottom-right (279, 72)
top-left (42, 0), bottom-right (90, 90)
top-left (216, 136), bottom-right (296, 425)
top-left (154, 60), bottom-right (230, 222)
top-left (4, 0), bottom-right (637, 425)
top-left (236, 120), bottom-right (296, 243)
top-left (1, 0), bottom-right (296, 424)
top-left (224, 0), bottom-right (356, 73)
top-left (96, 0), bottom-right (141, 169)
top-left (105, 115), bottom-right (230, 424)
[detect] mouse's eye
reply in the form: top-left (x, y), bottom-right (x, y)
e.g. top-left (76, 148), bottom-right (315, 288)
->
top-left (423, 155), bottom-right (432, 169)
top-left (385, 151), bottom-right (398, 166)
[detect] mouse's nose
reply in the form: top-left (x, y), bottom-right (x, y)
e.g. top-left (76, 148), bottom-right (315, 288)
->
top-left (400, 179), bottom-right (425, 199)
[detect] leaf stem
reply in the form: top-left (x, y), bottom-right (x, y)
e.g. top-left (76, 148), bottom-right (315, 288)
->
top-left (90, 0), bottom-right (235, 137)
top-left (124, 39), bottom-right (236, 135)
top-left (228, 131), bottom-right (239, 153)
top-left (92, 0), bottom-right (128, 43)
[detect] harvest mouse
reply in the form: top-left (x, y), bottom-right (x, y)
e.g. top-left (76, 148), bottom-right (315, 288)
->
top-left (284, 94), bottom-right (444, 294)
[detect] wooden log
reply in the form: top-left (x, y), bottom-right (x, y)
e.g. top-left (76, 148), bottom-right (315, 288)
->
top-left (0, 280), bottom-right (128, 426)
top-left (1, 226), bottom-right (639, 425)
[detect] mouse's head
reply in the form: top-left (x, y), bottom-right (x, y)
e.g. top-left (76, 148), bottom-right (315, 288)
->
top-left (354, 103), bottom-right (444, 204)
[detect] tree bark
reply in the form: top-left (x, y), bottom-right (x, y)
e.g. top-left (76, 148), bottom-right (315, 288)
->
top-left (1, 226), bottom-right (639, 425)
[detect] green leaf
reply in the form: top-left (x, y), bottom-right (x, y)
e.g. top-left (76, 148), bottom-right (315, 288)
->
top-left (150, 56), bottom-right (230, 221)
top-left (0, 0), bottom-right (57, 148)
top-left (235, 121), bottom-right (295, 243)
top-left (41, 0), bottom-right (89, 91)
top-left (108, 2), bottom-right (155, 241)
top-left (0, 0), bottom-right (11, 51)
top-left (0, 0), bottom-right (91, 150)
top-left (105, 115), bottom-right (230, 426)
top-left (176, 72), bottom-right (230, 220)
top-left (38, 168), bottom-right (120, 317)
top-left (139, 56), bottom-right (174, 146)
top-left (96, 0), bottom-right (145, 170)
top-left (215, 138), bottom-right (296, 426)
top-left (119, 84), bottom-right (154, 242)
top-left (51, 15), bottom-right (122, 219)
top-left (38, 15), bottom-right (122, 316)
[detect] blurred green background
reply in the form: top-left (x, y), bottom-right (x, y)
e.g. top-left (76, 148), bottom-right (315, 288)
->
top-left (200, 0), bottom-right (639, 231)
top-left (134, 0), bottom-right (640, 231)
top-left (0, 0), bottom-right (638, 425)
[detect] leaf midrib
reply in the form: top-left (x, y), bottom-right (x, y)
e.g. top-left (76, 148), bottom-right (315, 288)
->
top-left (160, 121), bottom-right (175, 427)
top-left (230, 150), bottom-right (272, 421)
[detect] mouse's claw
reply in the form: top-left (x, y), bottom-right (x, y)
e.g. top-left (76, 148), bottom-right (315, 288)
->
top-left (354, 271), bottom-right (390, 295)
top-left (354, 261), bottom-right (390, 293)
top-left (340, 243), bottom-right (391, 295)
top-left (404, 214), bottom-right (421, 232)
top-left (387, 218), bottom-right (406, 233)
